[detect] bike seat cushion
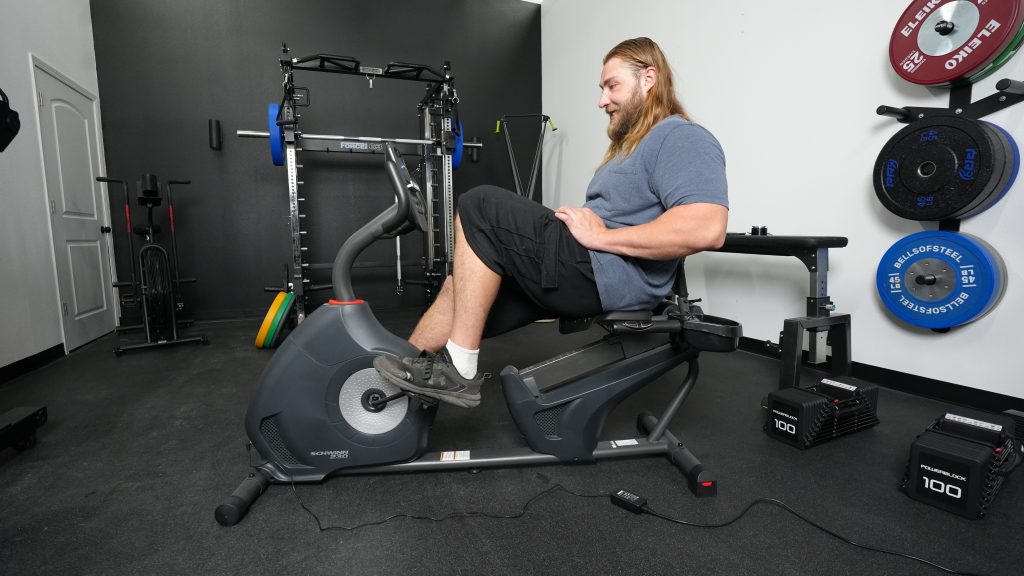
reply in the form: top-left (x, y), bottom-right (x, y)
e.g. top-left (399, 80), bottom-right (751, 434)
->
top-left (558, 309), bottom-right (654, 334)
top-left (597, 310), bottom-right (654, 322)
top-left (133, 224), bottom-right (161, 236)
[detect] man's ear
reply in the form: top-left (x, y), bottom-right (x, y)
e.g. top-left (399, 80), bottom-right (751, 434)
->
top-left (641, 66), bottom-right (657, 93)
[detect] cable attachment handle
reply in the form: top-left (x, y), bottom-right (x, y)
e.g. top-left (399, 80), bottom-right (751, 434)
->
top-left (495, 113), bottom-right (557, 201)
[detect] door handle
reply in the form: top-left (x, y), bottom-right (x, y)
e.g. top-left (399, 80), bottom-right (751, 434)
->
top-left (100, 225), bottom-right (112, 234)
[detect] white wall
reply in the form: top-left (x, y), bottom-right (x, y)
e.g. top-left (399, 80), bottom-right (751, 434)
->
top-left (541, 0), bottom-right (1022, 399)
top-left (0, 0), bottom-right (101, 367)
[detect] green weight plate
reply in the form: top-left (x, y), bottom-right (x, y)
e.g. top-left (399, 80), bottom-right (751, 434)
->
top-left (962, 15), bottom-right (1024, 85)
top-left (264, 292), bottom-right (295, 348)
top-left (266, 292), bottom-right (296, 349)
top-left (255, 291), bottom-right (287, 348)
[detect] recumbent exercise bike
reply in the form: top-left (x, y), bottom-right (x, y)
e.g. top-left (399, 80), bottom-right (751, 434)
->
top-left (216, 142), bottom-right (741, 526)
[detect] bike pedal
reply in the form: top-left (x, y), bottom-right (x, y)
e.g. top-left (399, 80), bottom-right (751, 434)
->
top-left (406, 392), bottom-right (440, 408)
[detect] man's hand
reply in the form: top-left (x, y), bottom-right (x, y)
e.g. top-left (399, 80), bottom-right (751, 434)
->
top-left (555, 206), bottom-right (606, 250)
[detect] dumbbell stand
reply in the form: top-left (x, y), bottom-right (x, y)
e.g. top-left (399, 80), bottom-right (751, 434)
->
top-left (779, 314), bottom-right (851, 390)
top-left (714, 234), bottom-right (851, 389)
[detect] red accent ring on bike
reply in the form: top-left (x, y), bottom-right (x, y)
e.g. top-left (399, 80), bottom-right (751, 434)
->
top-left (329, 299), bottom-right (365, 305)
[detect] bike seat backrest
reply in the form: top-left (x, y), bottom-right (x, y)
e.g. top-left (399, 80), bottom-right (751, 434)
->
top-left (560, 257), bottom-right (688, 335)
top-left (384, 142), bottom-right (428, 233)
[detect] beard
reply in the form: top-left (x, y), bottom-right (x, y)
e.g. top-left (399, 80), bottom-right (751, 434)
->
top-left (607, 86), bottom-right (644, 144)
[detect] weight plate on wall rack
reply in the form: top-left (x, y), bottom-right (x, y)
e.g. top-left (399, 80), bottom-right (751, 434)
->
top-left (951, 121), bottom-right (1020, 219)
top-left (889, 0), bottom-right (1024, 86)
top-left (873, 116), bottom-right (1002, 220)
top-left (979, 122), bottom-right (1019, 211)
top-left (876, 230), bottom-right (1007, 329)
top-left (963, 13), bottom-right (1024, 84)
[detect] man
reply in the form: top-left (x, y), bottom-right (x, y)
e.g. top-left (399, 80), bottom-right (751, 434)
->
top-left (374, 37), bottom-right (728, 408)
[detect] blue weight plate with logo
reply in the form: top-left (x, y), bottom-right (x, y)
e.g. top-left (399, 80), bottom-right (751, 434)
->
top-left (876, 231), bottom-right (1006, 329)
top-left (268, 103), bottom-right (284, 166)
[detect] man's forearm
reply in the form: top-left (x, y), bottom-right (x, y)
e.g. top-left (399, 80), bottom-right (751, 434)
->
top-left (592, 203), bottom-right (727, 260)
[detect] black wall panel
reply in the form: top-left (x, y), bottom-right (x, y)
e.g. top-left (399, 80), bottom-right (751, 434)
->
top-left (90, 0), bottom-right (542, 320)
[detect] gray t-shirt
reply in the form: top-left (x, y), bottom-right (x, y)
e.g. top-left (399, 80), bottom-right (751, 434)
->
top-left (584, 116), bottom-right (728, 310)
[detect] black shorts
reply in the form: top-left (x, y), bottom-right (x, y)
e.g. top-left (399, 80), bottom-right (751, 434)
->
top-left (457, 185), bottom-right (603, 337)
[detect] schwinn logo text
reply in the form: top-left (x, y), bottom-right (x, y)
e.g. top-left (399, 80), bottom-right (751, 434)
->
top-left (311, 450), bottom-right (350, 460)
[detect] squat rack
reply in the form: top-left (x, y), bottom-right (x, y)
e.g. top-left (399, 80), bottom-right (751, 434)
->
top-left (239, 46), bottom-right (477, 322)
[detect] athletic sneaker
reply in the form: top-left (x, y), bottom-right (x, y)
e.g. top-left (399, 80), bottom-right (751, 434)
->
top-left (373, 348), bottom-right (483, 408)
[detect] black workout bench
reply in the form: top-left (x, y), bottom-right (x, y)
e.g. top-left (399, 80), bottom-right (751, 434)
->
top-left (713, 233), bottom-right (851, 389)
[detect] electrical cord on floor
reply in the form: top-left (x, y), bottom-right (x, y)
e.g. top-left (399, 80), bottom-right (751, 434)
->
top-left (290, 482), bottom-right (608, 532)
top-left (611, 490), bottom-right (992, 576)
top-left (289, 479), bottom-right (992, 575)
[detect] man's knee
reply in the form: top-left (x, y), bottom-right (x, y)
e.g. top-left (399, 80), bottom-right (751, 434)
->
top-left (457, 185), bottom-right (509, 216)
top-left (439, 275), bottom-right (454, 296)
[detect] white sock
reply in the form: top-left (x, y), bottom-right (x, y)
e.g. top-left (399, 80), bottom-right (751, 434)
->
top-left (445, 339), bottom-right (479, 379)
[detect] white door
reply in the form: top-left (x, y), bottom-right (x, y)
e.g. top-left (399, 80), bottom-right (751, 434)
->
top-left (35, 64), bottom-right (115, 351)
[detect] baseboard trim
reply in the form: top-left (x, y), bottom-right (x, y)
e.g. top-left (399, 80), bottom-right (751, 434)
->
top-left (738, 336), bottom-right (1023, 412)
top-left (0, 345), bottom-right (65, 385)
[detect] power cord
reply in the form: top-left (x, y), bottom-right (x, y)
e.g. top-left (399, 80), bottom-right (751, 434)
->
top-left (611, 490), bottom-right (992, 576)
top-left (290, 482), bottom-right (607, 532)
top-left (288, 479), bottom-right (993, 575)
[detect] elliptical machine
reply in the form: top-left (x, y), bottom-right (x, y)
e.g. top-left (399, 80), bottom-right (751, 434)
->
top-left (98, 174), bottom-right (207, 355)
top-left (216, 142), bottom-right (742, 526)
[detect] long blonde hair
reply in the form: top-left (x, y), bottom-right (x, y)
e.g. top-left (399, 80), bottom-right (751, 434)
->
top-left (602, 38), bottom-right (690, 165)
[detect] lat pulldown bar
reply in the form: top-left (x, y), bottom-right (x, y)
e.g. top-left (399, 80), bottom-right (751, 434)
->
top-left (236, 130), bottom-right (483, 150)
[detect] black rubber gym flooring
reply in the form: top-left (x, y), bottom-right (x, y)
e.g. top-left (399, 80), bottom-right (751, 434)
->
top-left (1, 315), bottom-right (1022, 576)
